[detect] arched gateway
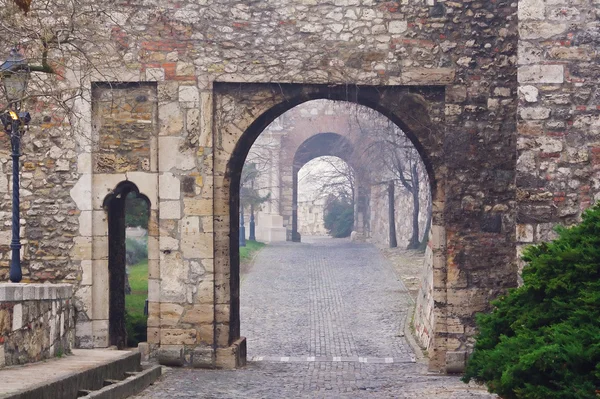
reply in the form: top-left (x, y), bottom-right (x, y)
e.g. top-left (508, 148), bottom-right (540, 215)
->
top-left (208, 83), bottom-right (515, 372)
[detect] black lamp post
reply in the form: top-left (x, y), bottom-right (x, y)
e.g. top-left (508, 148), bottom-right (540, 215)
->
top-left (1, 48), bottom-right (31, 283)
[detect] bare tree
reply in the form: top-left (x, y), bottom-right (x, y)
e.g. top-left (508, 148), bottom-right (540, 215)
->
top-left (345, 104), bottom-right (430, 250)
top-left (0, 0), bottom-right (138, 129)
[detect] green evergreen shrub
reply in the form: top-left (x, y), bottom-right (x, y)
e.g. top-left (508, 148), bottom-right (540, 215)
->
top-left (463, 205), bottom-right (600, 399)
top-left (323, 196), bottom-right (354, 238)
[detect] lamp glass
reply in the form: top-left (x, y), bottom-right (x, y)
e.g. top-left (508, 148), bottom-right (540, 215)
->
top-left (2, 69), bottom-right (29, 103)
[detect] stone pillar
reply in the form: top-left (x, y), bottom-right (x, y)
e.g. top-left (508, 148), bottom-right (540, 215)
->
top-left (254, 131), bottom-right (287, 243)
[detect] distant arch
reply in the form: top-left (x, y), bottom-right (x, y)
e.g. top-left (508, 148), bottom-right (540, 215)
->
top-left (290, 133), bottom-right (367, 241)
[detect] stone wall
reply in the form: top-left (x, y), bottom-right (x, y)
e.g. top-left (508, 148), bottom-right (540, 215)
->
top-left (1, 0), bottom-right (522, 373)
top-left (517, 0), bottom-right (600, 277)
top-left (0, 283), bottom-right (74, 368)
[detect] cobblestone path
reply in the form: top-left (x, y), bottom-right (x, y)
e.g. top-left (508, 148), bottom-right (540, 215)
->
top-left (134, 237), bottom-right (495, 398)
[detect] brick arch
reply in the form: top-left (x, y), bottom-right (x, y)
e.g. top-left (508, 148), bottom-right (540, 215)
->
top-left (214, 82), bottom-right (451, 370)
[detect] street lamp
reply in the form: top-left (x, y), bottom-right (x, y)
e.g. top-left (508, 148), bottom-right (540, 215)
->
top-left (1, 47), bottom-right (31, 283)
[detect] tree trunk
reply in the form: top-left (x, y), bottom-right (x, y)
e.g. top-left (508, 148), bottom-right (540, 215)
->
top-left (388, 181), bottom-right (397, 248)
top-left (407, 165), bottom-right (420, 250)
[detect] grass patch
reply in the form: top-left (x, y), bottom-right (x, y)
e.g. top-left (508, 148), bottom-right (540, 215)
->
top-left (240, 240), bottom-right (265, 262)
top-left (125, 260), bottom-right (148, 347)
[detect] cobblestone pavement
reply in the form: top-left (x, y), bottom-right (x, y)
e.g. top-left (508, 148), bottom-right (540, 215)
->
top-left (134, 237), bottom-right (496, 398)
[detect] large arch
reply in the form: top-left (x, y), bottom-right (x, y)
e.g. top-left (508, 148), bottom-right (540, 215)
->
top-left (214, 83), bottom-right (453, 371)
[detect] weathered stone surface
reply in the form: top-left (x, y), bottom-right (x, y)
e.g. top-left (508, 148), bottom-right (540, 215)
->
top-left (0, 284), bottom-right (74, 368)
top-left (12, 0), bottom-right (600, 376)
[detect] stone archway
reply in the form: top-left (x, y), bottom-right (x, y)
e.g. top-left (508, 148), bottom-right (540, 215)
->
top-left (214, 83), bottom-right (455, 370)
top-left (289, 133), bottom-right (368, 242)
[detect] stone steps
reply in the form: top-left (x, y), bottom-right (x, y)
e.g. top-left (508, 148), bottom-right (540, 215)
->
top-left (0, 349), bottom-right (161, 399)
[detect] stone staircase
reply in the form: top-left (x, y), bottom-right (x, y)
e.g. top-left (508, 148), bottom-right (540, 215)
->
top-left (0, 349), bottom-right (161, 399)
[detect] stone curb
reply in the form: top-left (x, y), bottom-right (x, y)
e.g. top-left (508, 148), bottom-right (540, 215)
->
top-left (403, 304), bottom-right (427, 365)
top-left (81, 365), bottom-right (162, 399)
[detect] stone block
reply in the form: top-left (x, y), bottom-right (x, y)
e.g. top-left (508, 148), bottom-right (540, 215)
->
top-left (92, 210), bottom-right (108, 237)
top-left (516, 224), bottom-right (534, 242)
top-left (92, 260), bottom-right (109, 320)
top-left (199, 92), bottom-right (213, 148)
top-left (77, 153), bottom-right (92, 174)
top-left (146, 68), bottom-right (165, 82)
top-left (197, 278), bottom-right (215, 304)
top-left (147, 327), bottom-right (160, 345)
top-left (70, 173), bottom-right (92, 211)
top-left (81, 260), bottom-right (93, 286)
top-left (158, 137), bottom-right (180, 172)
top-left (445, 351), bottom-right (466, 374)
top-left (184, 198), bottom-right (213, 216)
top-left (518, 0), bottom-right (544, 20)
top-left (148, 278), bottom-right (160, 302)
top-left (11, 304), bottom-right (22, 331)
top-left (388, 20), bottom-right (407, 34)
top-left (519, 21), bottom-right (567, 40)
top-left (71, 237), bottom-right (92, 261)
top-left (181, 227), bottom-right (213, 259)
top-left (159, 236), bottom-right (179, 251)
top-left (159, 173), bottom-right (181, 200)
top-left (197, 324), bottom-right (214, 344)
top-left (148, 259), bottom-right (160, 279)
top-left (92, 236), bottom-right (109, 260)
top-left (192, 346), bottom-right (215, 368)
top-left (160, 201), bottom-right (181, 220)
top-left (157, 346), bottom-right (185, 367)
top-left (148, 236), bottom-right (160, 259)
top-left (182, 304), bottom-right (214, 325)
top-left (92, 319), bottom-right (109, 348)
top-left (161, 329), bottom-right (197, 345)
top-left (215, 304), bottom-right (230, 324)
top-left (159, 253), bottom-right (187, 303)
top-left (179, 85), bottom-right (200, 104)
top-left (216, 338), bottom-right (246, 369)
top-left (160, 303), bottom-right (185, 327)
top-left (159, 102), bottom-right (183, 136)
top-left (518, 85), bottom-right (538, 102)
top-left (78, 211), bottom-right (92, 237)
top-left (518, 65), bottom-right (564, 84)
